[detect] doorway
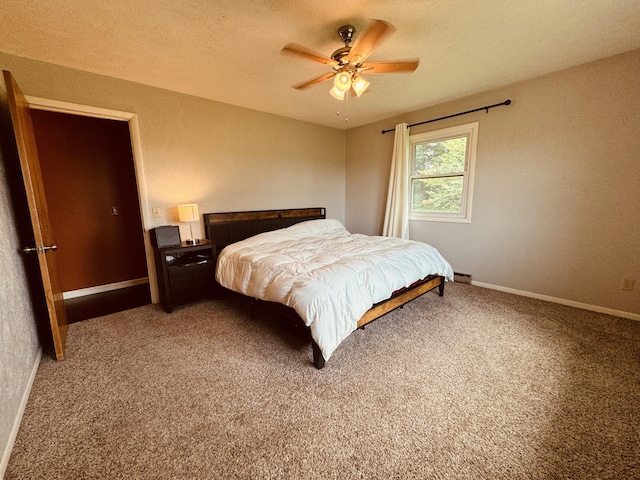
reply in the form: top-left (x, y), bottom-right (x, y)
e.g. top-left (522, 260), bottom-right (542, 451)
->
top-left (29, 106), bottom-right (151, 321)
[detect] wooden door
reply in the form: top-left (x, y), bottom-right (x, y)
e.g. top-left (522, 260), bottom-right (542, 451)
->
top-left (1, 70), bottom-right (68, 359)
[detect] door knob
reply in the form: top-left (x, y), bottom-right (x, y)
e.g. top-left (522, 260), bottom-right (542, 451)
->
top-left (22, 244), bottom-right (58, 254)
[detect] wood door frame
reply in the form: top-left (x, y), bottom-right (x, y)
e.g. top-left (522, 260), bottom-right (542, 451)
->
top-left (25, 96), bottom-right (159, 303)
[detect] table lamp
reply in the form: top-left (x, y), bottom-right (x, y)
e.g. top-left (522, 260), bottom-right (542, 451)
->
top-left (177, 203), bottom-right (199, 244)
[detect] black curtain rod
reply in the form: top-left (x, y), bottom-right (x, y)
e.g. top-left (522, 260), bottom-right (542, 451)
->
top-left (381, 99), bottom-right (512, 134)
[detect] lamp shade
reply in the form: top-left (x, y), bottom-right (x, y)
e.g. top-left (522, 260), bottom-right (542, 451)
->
top-left (351, 75), bottom-right (370, 97)
top-left (329, 86), bottom-right (345, 100)
top-left (178, 204), bottom-right (199, 223)
top-left (334, 71), bottom-right (352, 92)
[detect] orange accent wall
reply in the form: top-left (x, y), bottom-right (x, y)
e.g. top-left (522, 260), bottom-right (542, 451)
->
top-left (31, 110), bottom-right (147, 292)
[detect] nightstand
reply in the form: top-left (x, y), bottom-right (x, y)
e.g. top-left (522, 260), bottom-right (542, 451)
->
top-left (152, 239), bottom-right (217, 312)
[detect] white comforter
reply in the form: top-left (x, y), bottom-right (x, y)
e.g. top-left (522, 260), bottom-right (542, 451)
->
top-left (215, 219), bottom-right (454, 361)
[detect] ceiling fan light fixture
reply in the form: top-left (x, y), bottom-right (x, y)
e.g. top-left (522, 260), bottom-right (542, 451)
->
top-left (282, 20), bottom-right (420, 108)
top-left (329, 86), bottom-right (345, 100)
top-left (334, 70), bottom-right (352, 92)
top-left (351, 75), bottom-right (370, 97)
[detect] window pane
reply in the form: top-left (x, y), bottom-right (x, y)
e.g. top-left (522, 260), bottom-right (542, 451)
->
top-left (412, 176), bottom-right (464, 213)
top-left (414, 136), bottom-right (467, 175)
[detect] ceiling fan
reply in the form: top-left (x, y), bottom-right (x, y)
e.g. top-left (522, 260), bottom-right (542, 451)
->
top-left (281, 19), bottom-right (419, 100)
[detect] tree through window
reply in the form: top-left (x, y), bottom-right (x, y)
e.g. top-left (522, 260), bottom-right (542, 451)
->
top-left (410, 122), bottom-right (478, 222)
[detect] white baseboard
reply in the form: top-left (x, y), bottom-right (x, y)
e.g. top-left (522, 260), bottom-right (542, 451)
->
top-left (0, 348), bottom-right (42, 478)
top-left (471, 281), bottom-right (640, 322)
top-left (63, 277), bottom-right (149, 300)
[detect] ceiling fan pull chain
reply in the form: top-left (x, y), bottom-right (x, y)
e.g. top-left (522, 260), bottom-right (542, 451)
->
top-left (344, 91), bottom-right (349, 123)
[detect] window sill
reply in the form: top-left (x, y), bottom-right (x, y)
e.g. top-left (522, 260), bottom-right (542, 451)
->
top-left (409, 214), bottom-right (471, 223)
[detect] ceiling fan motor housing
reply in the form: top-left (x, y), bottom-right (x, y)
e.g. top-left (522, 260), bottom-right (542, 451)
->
top-left (332, 25), bottom-right (355, 64)
top-left (338, 25), bottom-right (355, 45)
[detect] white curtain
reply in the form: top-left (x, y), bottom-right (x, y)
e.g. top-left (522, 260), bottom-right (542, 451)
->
top-left (382, 123), bottom-right (410, 239)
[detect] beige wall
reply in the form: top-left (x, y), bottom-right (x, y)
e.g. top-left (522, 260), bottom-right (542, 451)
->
top-left (346, 49), bottom-right (640, 317)
top-left (0, 52), bottom-right (346, 222)
top-left (0, 131), bottom-right (41, 475)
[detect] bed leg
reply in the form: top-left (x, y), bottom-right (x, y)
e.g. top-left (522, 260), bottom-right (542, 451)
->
top-left (311, 340), bottom-right (326, 369)
top-left (438, 277), bottom-right (445, 297)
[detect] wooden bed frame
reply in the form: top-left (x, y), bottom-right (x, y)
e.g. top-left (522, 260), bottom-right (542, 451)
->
top-left (204, 207), bottom-right (445, 369)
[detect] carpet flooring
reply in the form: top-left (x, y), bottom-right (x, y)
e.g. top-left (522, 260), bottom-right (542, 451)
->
top-left (6, 283), bottom-right (640, 479)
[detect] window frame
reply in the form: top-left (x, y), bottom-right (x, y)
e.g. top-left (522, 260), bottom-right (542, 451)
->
top-left (409, 121), bottom-right (478, 223)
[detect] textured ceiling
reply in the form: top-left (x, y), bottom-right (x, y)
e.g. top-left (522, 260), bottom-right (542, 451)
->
top-left (1, 0), bottom-right (639, 129)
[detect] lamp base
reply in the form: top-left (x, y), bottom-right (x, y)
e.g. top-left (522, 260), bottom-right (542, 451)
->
top-left (185, 238), bottom-right (200, 245)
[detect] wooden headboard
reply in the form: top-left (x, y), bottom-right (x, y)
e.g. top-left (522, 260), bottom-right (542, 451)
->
top-left (204, 207), bottom-right (326, 253)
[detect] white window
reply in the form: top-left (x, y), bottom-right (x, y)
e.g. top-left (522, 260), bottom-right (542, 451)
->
top-left (409, 122), bottom-right (478, 223)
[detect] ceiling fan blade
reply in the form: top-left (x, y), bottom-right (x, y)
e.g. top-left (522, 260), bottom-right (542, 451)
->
top-left (347, 19), bottom-right (395, 65)
top-left (281, 43), bottom-right (339, 67)
top-left (360, 59), bottom-right (420, 74)
top-left (292, 72), bottom-right (336, 90)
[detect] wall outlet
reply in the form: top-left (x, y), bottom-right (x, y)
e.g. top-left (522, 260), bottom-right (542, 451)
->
top-left (620, 278), bottom-right (635, 291)
top-left (152, 207), bottom-right (161, 218)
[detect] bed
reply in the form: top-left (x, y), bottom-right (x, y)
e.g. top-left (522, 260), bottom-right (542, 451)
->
top-left (204, 208), bottom-right (454, 369)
